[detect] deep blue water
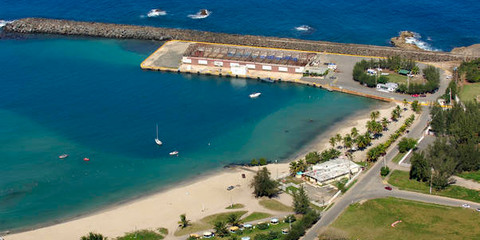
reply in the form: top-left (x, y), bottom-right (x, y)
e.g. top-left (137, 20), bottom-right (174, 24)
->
top-left (2, 0), bottom-right (480, 50)
top-left (1, 0), bottom-right (478, 232)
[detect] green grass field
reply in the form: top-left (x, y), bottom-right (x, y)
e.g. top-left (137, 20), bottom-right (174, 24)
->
top-left (117, 229), bottom-right (166, 240)
top-left (388, 170), bottom-right (480, 203)
top-left (387, 73), bottom-right (408, 84)
top-left (391, 152), bottom-right (407, 163)
top-left (259, 199), bottom-right (293, 212)
top-left (330, 197), bottom-right (480, 240)
top-left (458, 170), bottom-right (480, 183)
top-left (226, 203), bottom-right (245, 209)
top-left (459, 82), bottom-right (480, 102)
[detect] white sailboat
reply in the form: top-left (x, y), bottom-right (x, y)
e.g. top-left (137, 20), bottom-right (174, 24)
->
top-left (155, 124), bottom-right (163, 146)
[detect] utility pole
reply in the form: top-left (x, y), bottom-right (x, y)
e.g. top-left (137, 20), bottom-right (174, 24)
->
top-left (429, 170), bottom-right (433, 194)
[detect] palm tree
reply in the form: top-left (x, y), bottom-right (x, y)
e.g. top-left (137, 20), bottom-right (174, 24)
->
top-left (178, 214), bottom-right (190, 229)
top-left (356, 134), bottom-right (369, 149)
top-left (214, 221), bottom-right (229, 237)
top-left (226, 213), bottom-right (241, 226)
top-left (370, 111), bottom-right (380, 121)
top-left (381, 117), bottom-right (389, 130)
top-left (81, 232), bottom-right (106, 240)
top-left (350, 127), bottom-right (359, 138)
top-left (335, 133), bottom-right (342, 144)
top-left (329, 136), bottom-right (336, 148)
top-left (343, 134), bottom-right (353, 151)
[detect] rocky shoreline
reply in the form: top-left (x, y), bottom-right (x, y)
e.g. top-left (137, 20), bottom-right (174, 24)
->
top-left (3, 18), bottom-right (477, 61)
top-left (390, 31), bottom-right (422, 51)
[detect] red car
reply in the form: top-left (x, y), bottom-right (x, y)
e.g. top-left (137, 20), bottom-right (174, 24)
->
top-left (411, 94), bottom-right (420, 97)
top-left (384, 186), bottom-right (392, 191)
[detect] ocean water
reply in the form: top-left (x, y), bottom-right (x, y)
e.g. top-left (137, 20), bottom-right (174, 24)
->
top-left (1, 0), bottom-right (478, 232)
top-left (0, 38), bottom-right (376, 230)
top-left (1, 0), bottom-right (480, 51)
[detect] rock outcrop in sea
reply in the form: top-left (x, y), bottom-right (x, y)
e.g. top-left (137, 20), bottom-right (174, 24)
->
top-left (390, 31), bottom-right (422, 51)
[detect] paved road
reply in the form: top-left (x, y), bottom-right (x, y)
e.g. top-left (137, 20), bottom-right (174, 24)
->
top-left (302, 107), bottom-right (480, 239)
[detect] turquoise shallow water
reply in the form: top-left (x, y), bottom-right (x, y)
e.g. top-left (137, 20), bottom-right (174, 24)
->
top-left (0, 38), bottom-right (376, 230)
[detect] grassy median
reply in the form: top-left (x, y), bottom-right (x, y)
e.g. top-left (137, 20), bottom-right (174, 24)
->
top-left (388, 170), bottom-right (480, 203)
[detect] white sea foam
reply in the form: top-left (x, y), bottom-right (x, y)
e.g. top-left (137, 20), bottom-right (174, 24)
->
top-left (404, 32), bottom-right (441, 51)
top-left (295, 25), bottom-right (313, 32)
top-left (0, 20), bottom-right (14, 28)
top-left (188, 10), bottom-right (211, 19)
top-left (147, 9), bottom-right (167, 18)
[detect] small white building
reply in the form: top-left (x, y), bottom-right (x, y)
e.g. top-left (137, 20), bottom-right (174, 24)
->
top-left (376, 82), bottom-right (398, 92)
top-left (304, 158), bottom-right (361, 185)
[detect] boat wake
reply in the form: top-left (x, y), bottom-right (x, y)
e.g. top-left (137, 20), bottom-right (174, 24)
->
top-left (404, 32), bottom-right (441, 51)
top-left (295, 25), bottom-right (314, 32)
top-left (147, 9), bottom-right (167, 18)
top-left (188, 9), bottom-right (211, 19)
top-left (0, 20), bottom-right (14, 28)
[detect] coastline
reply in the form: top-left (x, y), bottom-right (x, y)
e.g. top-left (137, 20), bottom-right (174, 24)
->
top-left (4, 97), bottom-right (395, 240)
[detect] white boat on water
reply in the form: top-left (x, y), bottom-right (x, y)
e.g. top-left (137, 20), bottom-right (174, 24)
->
top-left (169, 151), bottom-right (179, 156)
top-left (58, 154), bottom-right (69, 159)
top-left (147, 9), bottom-right (166, 17)
top-left (155, 124), bottom-right (163, 146)
top-left (188, 9), bottom-right (211, 19)
top-left (249, 92), bottom-right (261, 98)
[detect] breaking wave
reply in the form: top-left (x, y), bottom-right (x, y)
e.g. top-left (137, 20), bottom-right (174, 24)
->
top-left (404, 32), bottom-right (441, 51)
top-left (0, 20), bottom-right (14, 28)
top-left (295, 25), bottom-right (314, 32)
top-left (147, 9), bottom-right (167, 18)
top-left (188, 10), bottom-right (211, 19)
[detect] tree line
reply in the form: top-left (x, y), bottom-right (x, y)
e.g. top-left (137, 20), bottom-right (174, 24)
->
top-left (352, 56), bottom-right (440, 94)
top-left (458, 58), bottom-right (480, 83)
top-left (410, 102), bottom-right (480, 189)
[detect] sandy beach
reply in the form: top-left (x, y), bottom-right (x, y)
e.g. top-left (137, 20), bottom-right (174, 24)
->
top-left (4, 102), bottom-right (407, 240)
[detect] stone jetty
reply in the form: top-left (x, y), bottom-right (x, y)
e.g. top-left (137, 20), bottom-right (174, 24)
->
top-left (3, 18), bottom-right (475, 61)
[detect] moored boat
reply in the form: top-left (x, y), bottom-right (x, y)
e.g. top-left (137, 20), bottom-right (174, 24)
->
top-left (83, 157), bottom-right (90, 161)
top-left (169, 151), bottom-right (179, 156)
top-left (59, 154), bottom-right (69, 159)
top-left (249, 92), bottom-right (261, 98)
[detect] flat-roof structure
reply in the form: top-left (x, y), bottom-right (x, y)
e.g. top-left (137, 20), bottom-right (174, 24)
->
top-left (304, 157), bottom-right (361, 185)
top-left (181, 43), bottom-right (316, 75)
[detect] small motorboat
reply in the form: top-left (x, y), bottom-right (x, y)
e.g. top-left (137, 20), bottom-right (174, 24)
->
top-left (188, 9), bottom-right (211, 19)
top-left (249, 92), bottom-right (261, 98)
top-left (58, 154), bottom-right (69, 159)
top-left (83, 157), bottom-right (90, 161)
top-left (169, 151), bottom-right (179, 156)
top-left (147, 9), bottom-right (166, 17)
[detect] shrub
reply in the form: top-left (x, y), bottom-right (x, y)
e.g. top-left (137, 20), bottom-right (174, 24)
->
top-left (398, 137), bottom-right (417, 153)
top-left (259, 158), bottom-right (267, 166)
top-left (380, 166), bottom-right (390, 176)
top-left (256, 222), bottom-right (269, 230)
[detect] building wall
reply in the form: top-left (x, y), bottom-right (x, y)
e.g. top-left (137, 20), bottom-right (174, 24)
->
top-left (184, 56), bottom-right (302, 74)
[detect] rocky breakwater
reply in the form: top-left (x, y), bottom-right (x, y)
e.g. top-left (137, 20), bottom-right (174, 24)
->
top-left (3, 18), bottom-right (468, 62)
top-left (390, 31), bottom-right (421, 51)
